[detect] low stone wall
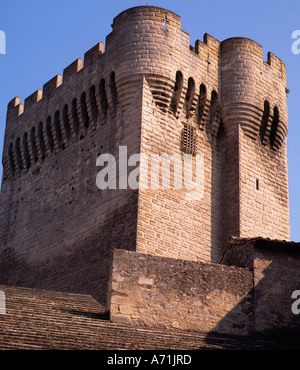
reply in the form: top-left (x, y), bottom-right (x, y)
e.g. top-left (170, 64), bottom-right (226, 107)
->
top-left (108, 249), bottom-right (253, 336)
top-left (221, 237), bottom-right (300, 334)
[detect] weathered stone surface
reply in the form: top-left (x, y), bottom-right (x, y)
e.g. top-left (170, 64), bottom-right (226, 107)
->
top-left (0, 8), bottom-right (289, 303)
top-left (221, 237), bottom-right (300, 334)
top-left (109, 249), bottom-right (254, 336)
top-left (0, 284), bottom-right (297, 350)
top-left (0, 5), bottom-right (294, 349)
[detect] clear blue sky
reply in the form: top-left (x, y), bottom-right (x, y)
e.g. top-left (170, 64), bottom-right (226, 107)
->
top-left (0, 0), bottom-right (299, 241)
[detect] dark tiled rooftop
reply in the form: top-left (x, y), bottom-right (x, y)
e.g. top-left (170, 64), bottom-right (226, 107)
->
top-left (0, 284), bottom-right (299, 350)
top-left (227, 236), bottom-right (300, 248)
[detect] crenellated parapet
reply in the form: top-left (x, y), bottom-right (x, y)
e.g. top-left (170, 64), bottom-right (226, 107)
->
top-left (2, 42), bottom-right (110, 182)
top-left (0, 5), bottom-right (291, 305)
top-left (2, 6), bottom-right (288, 184)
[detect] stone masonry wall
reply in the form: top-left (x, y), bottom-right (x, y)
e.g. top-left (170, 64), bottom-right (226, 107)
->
top-left (220, 238), bottom-right (300, 334)
top-left (109, 249), bottom-right (254, 336)
top-left (221, 38), bottom-right (289, 242)
top-left (0, 6), bottom-right (290, 305)
top-left (239, 130), bottom-right (290, 240)
top-left (106, 6), bottom-right (226, 263)
top-left (253, 246), bottom-right (300, 333)
top-left (0, 42), bottom-right (143, 306)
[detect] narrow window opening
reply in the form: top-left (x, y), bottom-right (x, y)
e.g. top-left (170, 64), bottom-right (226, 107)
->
top-left (89, 85), bottom-right (98, 122)
top-left (109, 71), bottom-right (118, 112)
top-left (38, 122), bottom-right (46, 160)
top-left (30, 127), bottom-right (39, 162)
top-left (46, 116), bottom-right (54, 153)
top-left (270, 106), bottom-right (279, 149)
top-left (15, 137), bottom-right (23, 170)
top-left (71, 98), bottom-right (80, 137)
top-left (185, 77), bottom-right (195, 119)
top-left (256, 179), bottom-right (259, 191)
top-left (8, 142), bottom-right (15, 175)
top-left (163, 18), bottom-right (167, 31)
top-left (210, 90), bottom-right (218, 124)
top-left (198, 83), bottom-right (207, 127)
top-left (171, 71), bottom-right (183, 115)
top-left (216, 119), bottom-right (225, 141)
top-left (54, 110), bottom-right (62, 147)
top-left (99, 78), bottom-right (108, 117)
top-left (80, 91), bottom-right (90, 129)
top-left (260, 100), bottom-right (270, 144)
top-left (63, 105), bottom-right (71, 142)
top-left (23, 132), bottom-right (31, 169)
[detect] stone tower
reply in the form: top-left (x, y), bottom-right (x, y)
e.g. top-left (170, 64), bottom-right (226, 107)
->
top-left (0, 6), bottom-right (290, 305)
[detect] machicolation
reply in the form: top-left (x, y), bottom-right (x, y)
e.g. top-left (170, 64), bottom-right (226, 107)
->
top-left (0, 6), bottom-right (297, 346)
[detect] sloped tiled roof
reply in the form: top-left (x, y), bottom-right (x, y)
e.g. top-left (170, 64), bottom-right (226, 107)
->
top-left (227, 236), bottom-right (300, 249)
top-left (219, 236), bottom-right (300, 265)
top-left (0, 284), bottom-right (299, 350)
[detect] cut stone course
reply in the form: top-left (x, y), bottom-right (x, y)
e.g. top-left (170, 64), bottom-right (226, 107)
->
top-left (0, 5), bottom-right (297, 350)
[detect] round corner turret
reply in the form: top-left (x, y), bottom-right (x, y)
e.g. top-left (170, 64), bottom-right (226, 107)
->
top-left (220, 37), bottom-right (288, 149)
